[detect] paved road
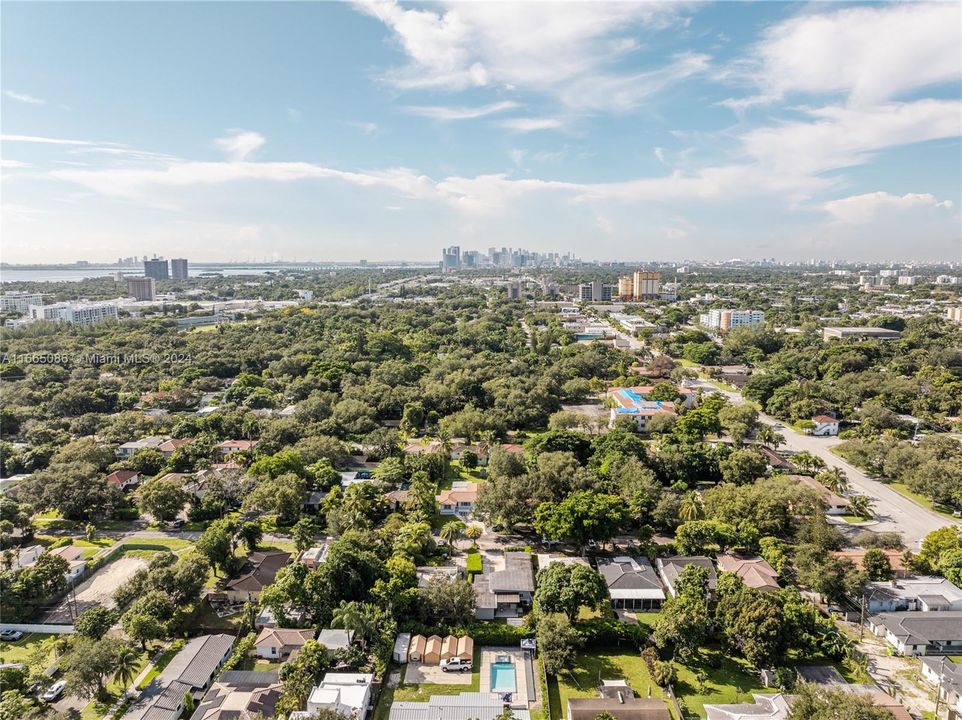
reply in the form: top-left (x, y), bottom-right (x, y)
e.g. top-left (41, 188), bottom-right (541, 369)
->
top-left (688, 377), bottom-right (958, 548)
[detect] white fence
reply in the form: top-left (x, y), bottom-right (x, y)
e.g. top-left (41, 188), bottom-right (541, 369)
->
top-left (0, 623), bottom-right (74, 634)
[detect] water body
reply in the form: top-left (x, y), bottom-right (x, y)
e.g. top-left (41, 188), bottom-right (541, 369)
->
top-left (0, 264), bottom-right (427, 283)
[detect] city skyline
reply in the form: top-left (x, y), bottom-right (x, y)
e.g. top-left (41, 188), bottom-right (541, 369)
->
top-left (2, 1), bottom-right (961, 263)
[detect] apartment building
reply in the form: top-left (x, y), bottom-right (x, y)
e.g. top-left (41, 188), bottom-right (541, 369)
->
top-left (698, 308), bottom-right (765, 332)
top-left (578, 281), bottom-right (615, 302)
top-left (0, 291), bottom-right (43, 315)
top-left (126, 276), bottom-right (156, 301)
top-left (171, 258), bottom-right (189, 280)
top-left (29, 300), bottom-right (119, 326)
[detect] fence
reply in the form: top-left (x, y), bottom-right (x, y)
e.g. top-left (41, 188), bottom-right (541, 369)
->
top-left (0, 622), bottom-right (74, 634)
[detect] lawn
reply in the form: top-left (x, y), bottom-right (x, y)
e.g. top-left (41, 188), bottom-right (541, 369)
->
top-left (372, 680), bottom-right (396, 720)
top-left (547, 651), bottom-right (665, 720)
top-left (672, 648), bottom-right (768, 719)
top-left (0, 632), bottom-right (55, 665)
top-left (137, 640), bottom-right (185, 689)
top-left (887, 482), bottom-right (959, 520)
top-left (393, 649), bottom-right (482, 701)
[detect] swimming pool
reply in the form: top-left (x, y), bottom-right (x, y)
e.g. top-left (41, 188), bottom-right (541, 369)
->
top-left (489, 661), bottom-right (517, 693)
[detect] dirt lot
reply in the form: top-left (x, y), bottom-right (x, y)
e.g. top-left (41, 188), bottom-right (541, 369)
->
top-left (43, 556), bottom-right (147, 623)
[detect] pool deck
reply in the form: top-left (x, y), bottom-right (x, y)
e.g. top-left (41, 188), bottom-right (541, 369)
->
top-left (480, 647), bottom-right (530, 708)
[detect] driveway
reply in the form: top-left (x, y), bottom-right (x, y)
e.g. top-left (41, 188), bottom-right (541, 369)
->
top-left (688, 377), bottom-right (959, 548)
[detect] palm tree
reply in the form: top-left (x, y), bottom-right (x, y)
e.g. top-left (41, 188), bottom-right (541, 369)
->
top-left (792, 451), bottom-right (826, 475)
top-left (477, 430), bottom-right (498, 465)
top-left (678, 491), bottom-right (704, 522)
top-left (464, 524), bottom-right (483, 547)
top-left (817, 467), bottom-right (849, 495)
top-left (331, 601), bottom-right (380, 648)
top-left (436, 429), bottom-right (453, 477)
top-left (756, 425), bottom-right (784, 450)
top-left (848, 495), bottom-right (872, 519)
top-left (114, 646), bottom-right (140, 691)
top-left (439, 519), bottom-right (466, 551)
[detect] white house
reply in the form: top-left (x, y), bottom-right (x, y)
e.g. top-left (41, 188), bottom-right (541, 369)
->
top-left (810, 415), bottom-right (840, 436)
top-left (436, 482), bottom-right (478, 517)
top-left (867, 611), bottom-right (962, 655)
top-left (921, 657), bottom-right (962, 715)
top-left (865, 577), bottom-right (962, 613)
top-left (306, 673), bottom-right (374, 720)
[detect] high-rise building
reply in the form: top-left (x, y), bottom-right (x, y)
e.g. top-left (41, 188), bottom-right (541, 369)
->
top-left (1, 291), bottom-right (43, 316)
top-left (126, 276), bottom-right (156, 301)
top-left (507, 281), bottom-right (521, 300)
top-left (170, 258), bottom-right (189, 280)
top-left (579, 282), bottom-right (615, 302)
top-left (617, 276), bottom-right (634, 300)
top-left (29, 300), bottom-right (119, 326)
top-left (631, 271), bottom-right (661, 300)
top-left (698, 309), bottom-right (765, 332)
top-left (441, 246), bottom-right (461, 272)
top-left (144, 258), bottom-right (169, 280)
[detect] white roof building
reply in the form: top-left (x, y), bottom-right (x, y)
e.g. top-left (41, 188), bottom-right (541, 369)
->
top-left (306, 673), bottom-right (374, 720)
top-left (389, 692), bottom-right (532, 720)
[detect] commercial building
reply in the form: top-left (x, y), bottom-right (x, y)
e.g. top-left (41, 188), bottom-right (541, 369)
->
top-left (699, 309), bottom-right (765, 332)
top-left (0, 291), bottom-right (43, 315)
top-left (579, 281), bottom-right (615, 302)
top-left (144, 257), bottom-right (170, 280)
top-left (170, 258), bottom-right (189, 280)
top-left (617, 275), bottom-right (634, 299)
top-left (441, 246), bottom-right (461, 272)
top-left (126, 276), bottom-right (156, 301)
top-left (29, 300), bottom-right (118, 326)
top-left (821, 326), bottom-right (902, 341)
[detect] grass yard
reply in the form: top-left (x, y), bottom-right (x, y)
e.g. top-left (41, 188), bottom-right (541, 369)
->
top-left (372, 681), bottom-right (396, 720)
top-left (0, 632), bottom-right (55, 665)
top-left (547, 651), bottom-right (665, 720)
top-left (839, 514), bottom-right (870, 524)
top-left (672, 648), bottom-right (768, 719)
top-left (887, 482), bottom-right (959, 520)
top-left (138, 640), bottom-right (186, 689)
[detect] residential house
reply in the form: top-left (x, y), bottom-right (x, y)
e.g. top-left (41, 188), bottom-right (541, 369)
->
top-left (436, 482), bottom-right (478, 518)
top-left (794, 475), bottom-right (850, 515)
top-left (416, 565), bottom-right (463, 587)
top-left (49, 545), bottom-right (87, 582)
top-left (566, 681), bottom-right (671, 720)
top-left (223, 551), bottom-right (290, 602)
top-left (115, 436), bottom-right (167, 459)
top-left (304, 673), bottom-right (374, 720)
top-left (810, 415), bottom-right (840, 436)
top-left (217, 439), bottom-right (256, 457)
top-left (474, 552), bottom-right (535, 619)
top-left (867, 611), bottom-right (962, 655)
top-left (254, 627), bottom-right (315, 660)
top-left (189, 670), bottom-right (282, 720)
top-left (704, 693), bottom-right (791, 720)
top-left (715, 554), bottom-right (780, 593)
top-left (389, 692), bottom-right (531, 720)
top-left (158, 439), bottom-right (189, 457)
top-left (106, 470), bottom-right (142, 492)
top-left (921, 656), bottom-right (962, 716)
top-left (298, 545), bottom-right (329, 569)
top-left (834, 549), bottom-right (909, 578)
top-left (385, 489), bottom-right (410, 512)
top-left (402, 441), bottom-right (443, 456)
top-left (656, 556), bottom-right (718, 598)
top-left (121, 634), bottom-right (235, 720)
top-left (755, 446), bottom-right (792, 472)
top-left (864, 577), bottom-right (962, 613)
top-left (317, 629), bottom-right (355, 656)
top-left (607, 387), bottom-right (678, 431)
top-left (11, 544), bottom-right (44, 569)
top-left (340, 470), bottom-right (377, 489)
top-left (597, 556), bottom-right (666, 611)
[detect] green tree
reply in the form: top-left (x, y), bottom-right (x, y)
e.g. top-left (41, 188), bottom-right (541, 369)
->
top-left (534, 492), bottom-right (629, 553)
top-left (862, 548), bottom-right (894, 581)
top-left (787, 683), bottom-right (896, 719)
top-left (537, 613), bottom-right (581, 675)
top-left (719, 404), bottom-right (759, 446)
top-left (439, 519), bottom-right (466, 550)
top-left (136, 477), bottom-right (189, 522)
top-left (720, 449), bottom-right (768, 486)
top-left (74, 606), bottom-right (115, 640)
top-left (534, 562), bottom-right (609, 621)
top-left (196, 517), bottom-right (237, 576)
top-left (238, 521), bottom-right (263, 553)
top-left (113, 646), bottom-right (140, 689)
top-left (121, 590), bottom-right (175, 649)
top-left (292, 516), bottom-right (320, 552)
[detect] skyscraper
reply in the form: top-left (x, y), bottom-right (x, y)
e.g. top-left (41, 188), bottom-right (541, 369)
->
top-left (144, 258), bottom-right (169, 280)
top-left (170, 258), bottom-right (189, 280)
top-left (126, 276), bottom-right (156, 301)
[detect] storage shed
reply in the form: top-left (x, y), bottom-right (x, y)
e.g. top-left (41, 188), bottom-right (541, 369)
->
top-left (408, 635), bottom-right (426, 663)
top-left (455, 636), bottom-right (473, 661)
top-left (393, 633), bottom-right (411, 664)
top-left (424, 635), bottom-right (443, 664)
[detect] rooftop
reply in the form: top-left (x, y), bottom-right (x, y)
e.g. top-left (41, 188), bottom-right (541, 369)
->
top-left (597, 556), bottom-right (666, 600)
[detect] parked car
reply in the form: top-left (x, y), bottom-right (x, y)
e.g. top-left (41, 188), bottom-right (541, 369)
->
top-left (171, 519), bottom-right (185, 529)
top-left (440, 658), bottom-right (472, 673)
top-left (42, 680), bottom-right (66, 702)
top-left (0, 630), bottom-right (24, 641)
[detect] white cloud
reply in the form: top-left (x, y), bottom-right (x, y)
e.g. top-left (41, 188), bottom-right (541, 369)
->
top-left (4, 90), bottom-right (45, 105)
top-left (214, 130), bottom-right (266, 161)
top-left (498, 117), bottom-right (565, 132)
top-left (740, 3), bottom-right (961, 105)
top-left (508, 149), bottom-right (525, 167)
top-left (823, 192), bottom-right (954, 224)
top-left (347, 121), bottom-right (379, 135)
top-left (0, 159), bottom-right (30, 168)
top-left (354, 1), bottom-right (699, 110)
top-left (404, 100), bottom-right (518, 120)
top-left (1, 134), bottom-right (96, 146)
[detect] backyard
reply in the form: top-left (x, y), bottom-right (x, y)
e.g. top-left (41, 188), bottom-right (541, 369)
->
top-left (547, 651), bottom-right (666, 720)
top-left (0, 632), bottom-right (56, 665)
top-left (671, 648), bottom-right (768, 719)
top-left (392, 648), bottom-right (483, 702)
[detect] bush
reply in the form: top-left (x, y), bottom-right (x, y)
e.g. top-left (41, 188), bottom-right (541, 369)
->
top-left (466, 551), bottom-right (482, 574)
top-left (577, 617), bottom-right (648, 649)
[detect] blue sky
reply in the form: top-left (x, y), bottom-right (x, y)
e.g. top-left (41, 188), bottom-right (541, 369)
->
top-left (2, 1), bottom-right (960, 263)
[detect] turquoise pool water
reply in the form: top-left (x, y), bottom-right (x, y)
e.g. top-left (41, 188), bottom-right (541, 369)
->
top-left (490, 662), bottom-right (517, 693)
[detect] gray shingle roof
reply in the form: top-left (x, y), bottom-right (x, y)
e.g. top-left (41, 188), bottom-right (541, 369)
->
top-left (487, 552), bottom-right (534, 593)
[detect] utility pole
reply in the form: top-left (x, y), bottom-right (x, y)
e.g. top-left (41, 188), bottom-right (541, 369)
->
top-left (934, 655), bottom-right (945, 718)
